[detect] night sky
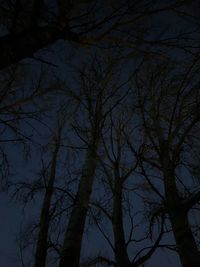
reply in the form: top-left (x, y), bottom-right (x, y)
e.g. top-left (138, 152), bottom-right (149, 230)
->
top-left (0, 1), bottom-right (200, 267)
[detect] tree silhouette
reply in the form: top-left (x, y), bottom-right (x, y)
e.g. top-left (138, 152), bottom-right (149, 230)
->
top-left (0, 0), bottom-right (198, 70)
top-left (134, 56), bottom-right (200, 267)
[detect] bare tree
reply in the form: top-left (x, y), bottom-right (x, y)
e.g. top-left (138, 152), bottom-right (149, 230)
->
top-left (134, 56), bottom-right (200, 267)
top-left (12, 107), bottom-right (75, 267)
top-left (87, 105), bottom-right (166, 267)
top-left (0, 64), bottom-right (56, 191)
top-left (34, 116), bottom-right (65, 267)
top-left (0, 0), bottom-right (198, 70)
top-left (59, 56), bottom-right (132, 267)
top-left (2, 3), bottom-right (200, 261)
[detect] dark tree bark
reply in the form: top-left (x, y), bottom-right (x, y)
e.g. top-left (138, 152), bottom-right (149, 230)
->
top-left (161, 148), bottom-right (200, 267)
top-left (113, 166), bottom-right (130, 267)
top-left (59, 137), bottom-right (99, 267)
top-left (169, 208), bottom-right (200, 267)
top-left (34, 128), bottom-right (62, 267)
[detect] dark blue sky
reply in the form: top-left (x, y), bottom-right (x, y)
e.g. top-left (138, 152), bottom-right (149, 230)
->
top-left (0, 1), bottom-right (200, 267)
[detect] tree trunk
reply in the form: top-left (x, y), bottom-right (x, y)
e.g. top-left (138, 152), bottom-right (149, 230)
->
top-left (113, 168), bottom-right (130, 267)
top-left (59, 140), bottom-right (99, 267)
top-left (34, 143), bottom-right (60, 267)
top-left (162, 152), bottom-right (200, 267)
top-left (169, 208), bottom-right (200, 267)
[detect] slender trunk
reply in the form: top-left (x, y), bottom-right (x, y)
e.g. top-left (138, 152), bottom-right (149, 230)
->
top-left (59, 139), bottom-right (99, 267)
top-left (162, 152), bottom-right (200, 267)
top-left (169, 208), bottom-right (200, 267)
top-left (113, 167), bottom-right (130, 267)
top-left (34, 143), bottom-right (60, 267)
